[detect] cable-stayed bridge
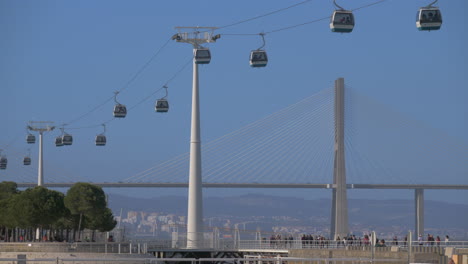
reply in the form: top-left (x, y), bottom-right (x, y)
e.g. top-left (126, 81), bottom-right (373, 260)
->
top-left (3, 78), bottom-right (468, 243)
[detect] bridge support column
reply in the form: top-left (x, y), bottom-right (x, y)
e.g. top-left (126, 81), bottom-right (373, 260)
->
top-left (415, 189), bottom-right (424, 237)
top-left (331, 77), bottom-right (349, 240)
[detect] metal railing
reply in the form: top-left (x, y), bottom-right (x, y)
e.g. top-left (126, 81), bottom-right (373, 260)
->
top-left (0, 240), bottom-right (467, 254)
top-left (0, 256), bottom-right (408, 264)
top-left (0, 242), bottom-right (147, 254)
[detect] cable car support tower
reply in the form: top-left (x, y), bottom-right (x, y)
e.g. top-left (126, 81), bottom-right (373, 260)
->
top-left (172, 27), bottom-right (220, 249)
top-left (27, 121), bottom-right (55, 187)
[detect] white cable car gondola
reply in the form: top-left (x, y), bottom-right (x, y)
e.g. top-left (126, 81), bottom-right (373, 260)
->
top-left (416, 0), bottom-right (442, 31)
top-left (250, 33), bottom-right (268, 68)
top-left (62, 133), bottom-right (73, 146)
top-left (23, 156), bottom-right (31, 166)
top-left (0, 155), bottom-right (7, 170)
top-left (113, 91), bottom-right (127, 118)
top-left (194, 48), bottom-right (211, 64)
top-left (155, 85), bottom-right (169, 113)
top-left (156, 99), bottom-right (169, 113)
top-left (330, 0), bottom-right (354, 33)
top-left (95, 124), bottom-right (107, 146)
top-left (26, 133), bottom-right (36, 144)
top-left (55, 136), bottom-right (64, 147)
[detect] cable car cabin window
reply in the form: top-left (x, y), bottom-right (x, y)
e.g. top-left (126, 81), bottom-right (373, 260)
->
top-left (251, 51), bottom-right (268, 62)
top-left (194, 49), bottom-right (211, 64)
top-left (26, 134), bottom-right (36, 144)
top-left (333, 12), bottom-right (354, 25)
top-left (156, 99), bottom-right (169, 112)
top-left (55, 137), bottom-right (64, 147)
top-left (96, 135), bottom-right (106, 146)
top-left (0, 157), bottom-right (7, 169)
top-left (62, 135), bottom-right (73, 145)
top-left (419, 9), bottom-right (442, 23)
top-left (113, 104), bottom-right (127, 118)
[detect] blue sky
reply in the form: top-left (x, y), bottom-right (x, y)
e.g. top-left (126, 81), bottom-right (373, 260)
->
top-left (1, 1), bottom-right (467, 203)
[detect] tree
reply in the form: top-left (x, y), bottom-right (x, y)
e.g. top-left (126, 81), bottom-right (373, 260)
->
top-left (64, 182), bottom-right (107, 239)
top-left (0, 181), bottom-right (18, 200)
top-left (11, 187), bottom-right (67, 230)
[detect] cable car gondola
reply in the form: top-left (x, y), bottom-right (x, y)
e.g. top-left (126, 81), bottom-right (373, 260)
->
top-left (155, 99), bottom-right (169, 113)
top-left (330, 0), bottom-right (354, 33)
top-left (194, 48), bottom-right (211, 64)
top-left (62, 133), bottom-right (73, 146)
top-left (250, 50), bottom-right (268, 67)
top-left (113, 91), bottom-right (127, 118)
top-left (26, 134), bottom-right (36, 144)
top-left (113, 104), bottom-right (127, 118)
top-left (95, 124), bottom-right (106, 146)
top-left (155, 86), bottom-right (169, 113)
top-left (330, 10), bottom-right (354, 33)
top-left (416, 2), bottom-right (442, 31)
top-left (95, 134), bottom-right (106, 146)
top-left (0, 156), bottom-right (7, 170)
top-left (249, 33), bottom-right (268, 68)
top-left (23, 156), bottom-right (31, 166)
top-left (55, 136), bottom-right (64, 147)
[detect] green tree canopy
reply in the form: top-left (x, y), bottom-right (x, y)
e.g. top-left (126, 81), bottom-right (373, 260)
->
top-left (11, 186), bottom-right (67, 229)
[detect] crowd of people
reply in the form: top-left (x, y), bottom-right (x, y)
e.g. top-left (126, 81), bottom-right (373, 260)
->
top-left (262, 233), bottom-right (452, 249)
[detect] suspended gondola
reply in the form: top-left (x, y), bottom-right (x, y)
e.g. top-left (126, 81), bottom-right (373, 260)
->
top-left (155, 85), bottom-right (169, 113)
top-left (330, 0), bottom-right (354, 33)
top-left (23, 149), bottom-right (32, 165)
top-left (250, 33), bottom-right (268, 68)
top-left (0, 156), bottom-right (7, 170)
top-left (194, 48), bottom-right (211, 64)
top-left (416, 0), bottom-right (442, 31)
top-left (55, 136), bottom-right (64, 147)
top-left (113, 91), bottom-right (127, 118)
top-left (62, 133), bottom-right (73, 146)
top-left (156, 99), bottom-right (169, 113)
top-left (95, 124), bottom-right (107, 146)
top-left (26, 133), bottom-right (36, 144)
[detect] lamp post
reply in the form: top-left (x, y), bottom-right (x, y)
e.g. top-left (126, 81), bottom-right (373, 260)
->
top-left (173, 27), bottom-right (219, 249)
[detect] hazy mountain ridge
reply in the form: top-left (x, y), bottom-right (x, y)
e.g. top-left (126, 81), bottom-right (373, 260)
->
top-left (108, 193), bottom-right (468, 229)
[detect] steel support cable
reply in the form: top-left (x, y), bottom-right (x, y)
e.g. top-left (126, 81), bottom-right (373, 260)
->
top-left (344, 91), bottom-right (373, 184)
top-left (194, 87), bottom-right (332, 185)
top-left (250, 95), bottom-right (334, 183)
top-left (125, 87), bottom-right (335, 183)
top-left (221, 0), bottom-right (387, 36)
top-left (123, 87), bottom-right (333, 182)
top-left (65, 38), bottom-right (173, 126)
top-left (204, 89), bottom-right (333, 183)
top-left (204, 98), bottom-right (327, 182)
top-left (294, 97), bottom-right (334, 183)
top-left (66, 55), bottom-right (192, 131)
top-left (345, 88), bottom-right (424, 184)
top-left (345, 87), bottom-right (421, 184)
top-left (210, 93), bottom-right (332, 183)
top-left (216, 0), bottom-right (314, 31)
top-left (202, 88), bottom-right (334, 180)
top-left (202, 93), bottom-right (332, 182)
top-left (0, 147), bottom-right (82, 183)
top-left (266, 91), bottom-right (334, 183)
top-left (344, 90), bottom-right (394, 184)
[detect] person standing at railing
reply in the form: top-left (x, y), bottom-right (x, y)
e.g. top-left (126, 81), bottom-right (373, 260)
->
top-left (418, 235), bottom-right (424, 246)
top-left (436, 236), bottom-right (441, 247)
top-left (445, 235), bottom-right (450, 246)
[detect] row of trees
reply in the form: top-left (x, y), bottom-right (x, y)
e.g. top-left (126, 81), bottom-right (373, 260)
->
top-left (0, 181), bottom-right (116, 242)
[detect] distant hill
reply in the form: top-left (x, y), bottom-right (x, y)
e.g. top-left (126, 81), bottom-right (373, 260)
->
top-left (107, 193), bottom-right (468, 229)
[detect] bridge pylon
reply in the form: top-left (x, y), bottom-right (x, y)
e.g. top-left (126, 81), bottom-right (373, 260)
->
top-left (330, 77), bottom-right (349, 240)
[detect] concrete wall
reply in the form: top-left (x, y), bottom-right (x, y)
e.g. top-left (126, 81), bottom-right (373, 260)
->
top-left (0, 252), bottom-right (153, 264)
